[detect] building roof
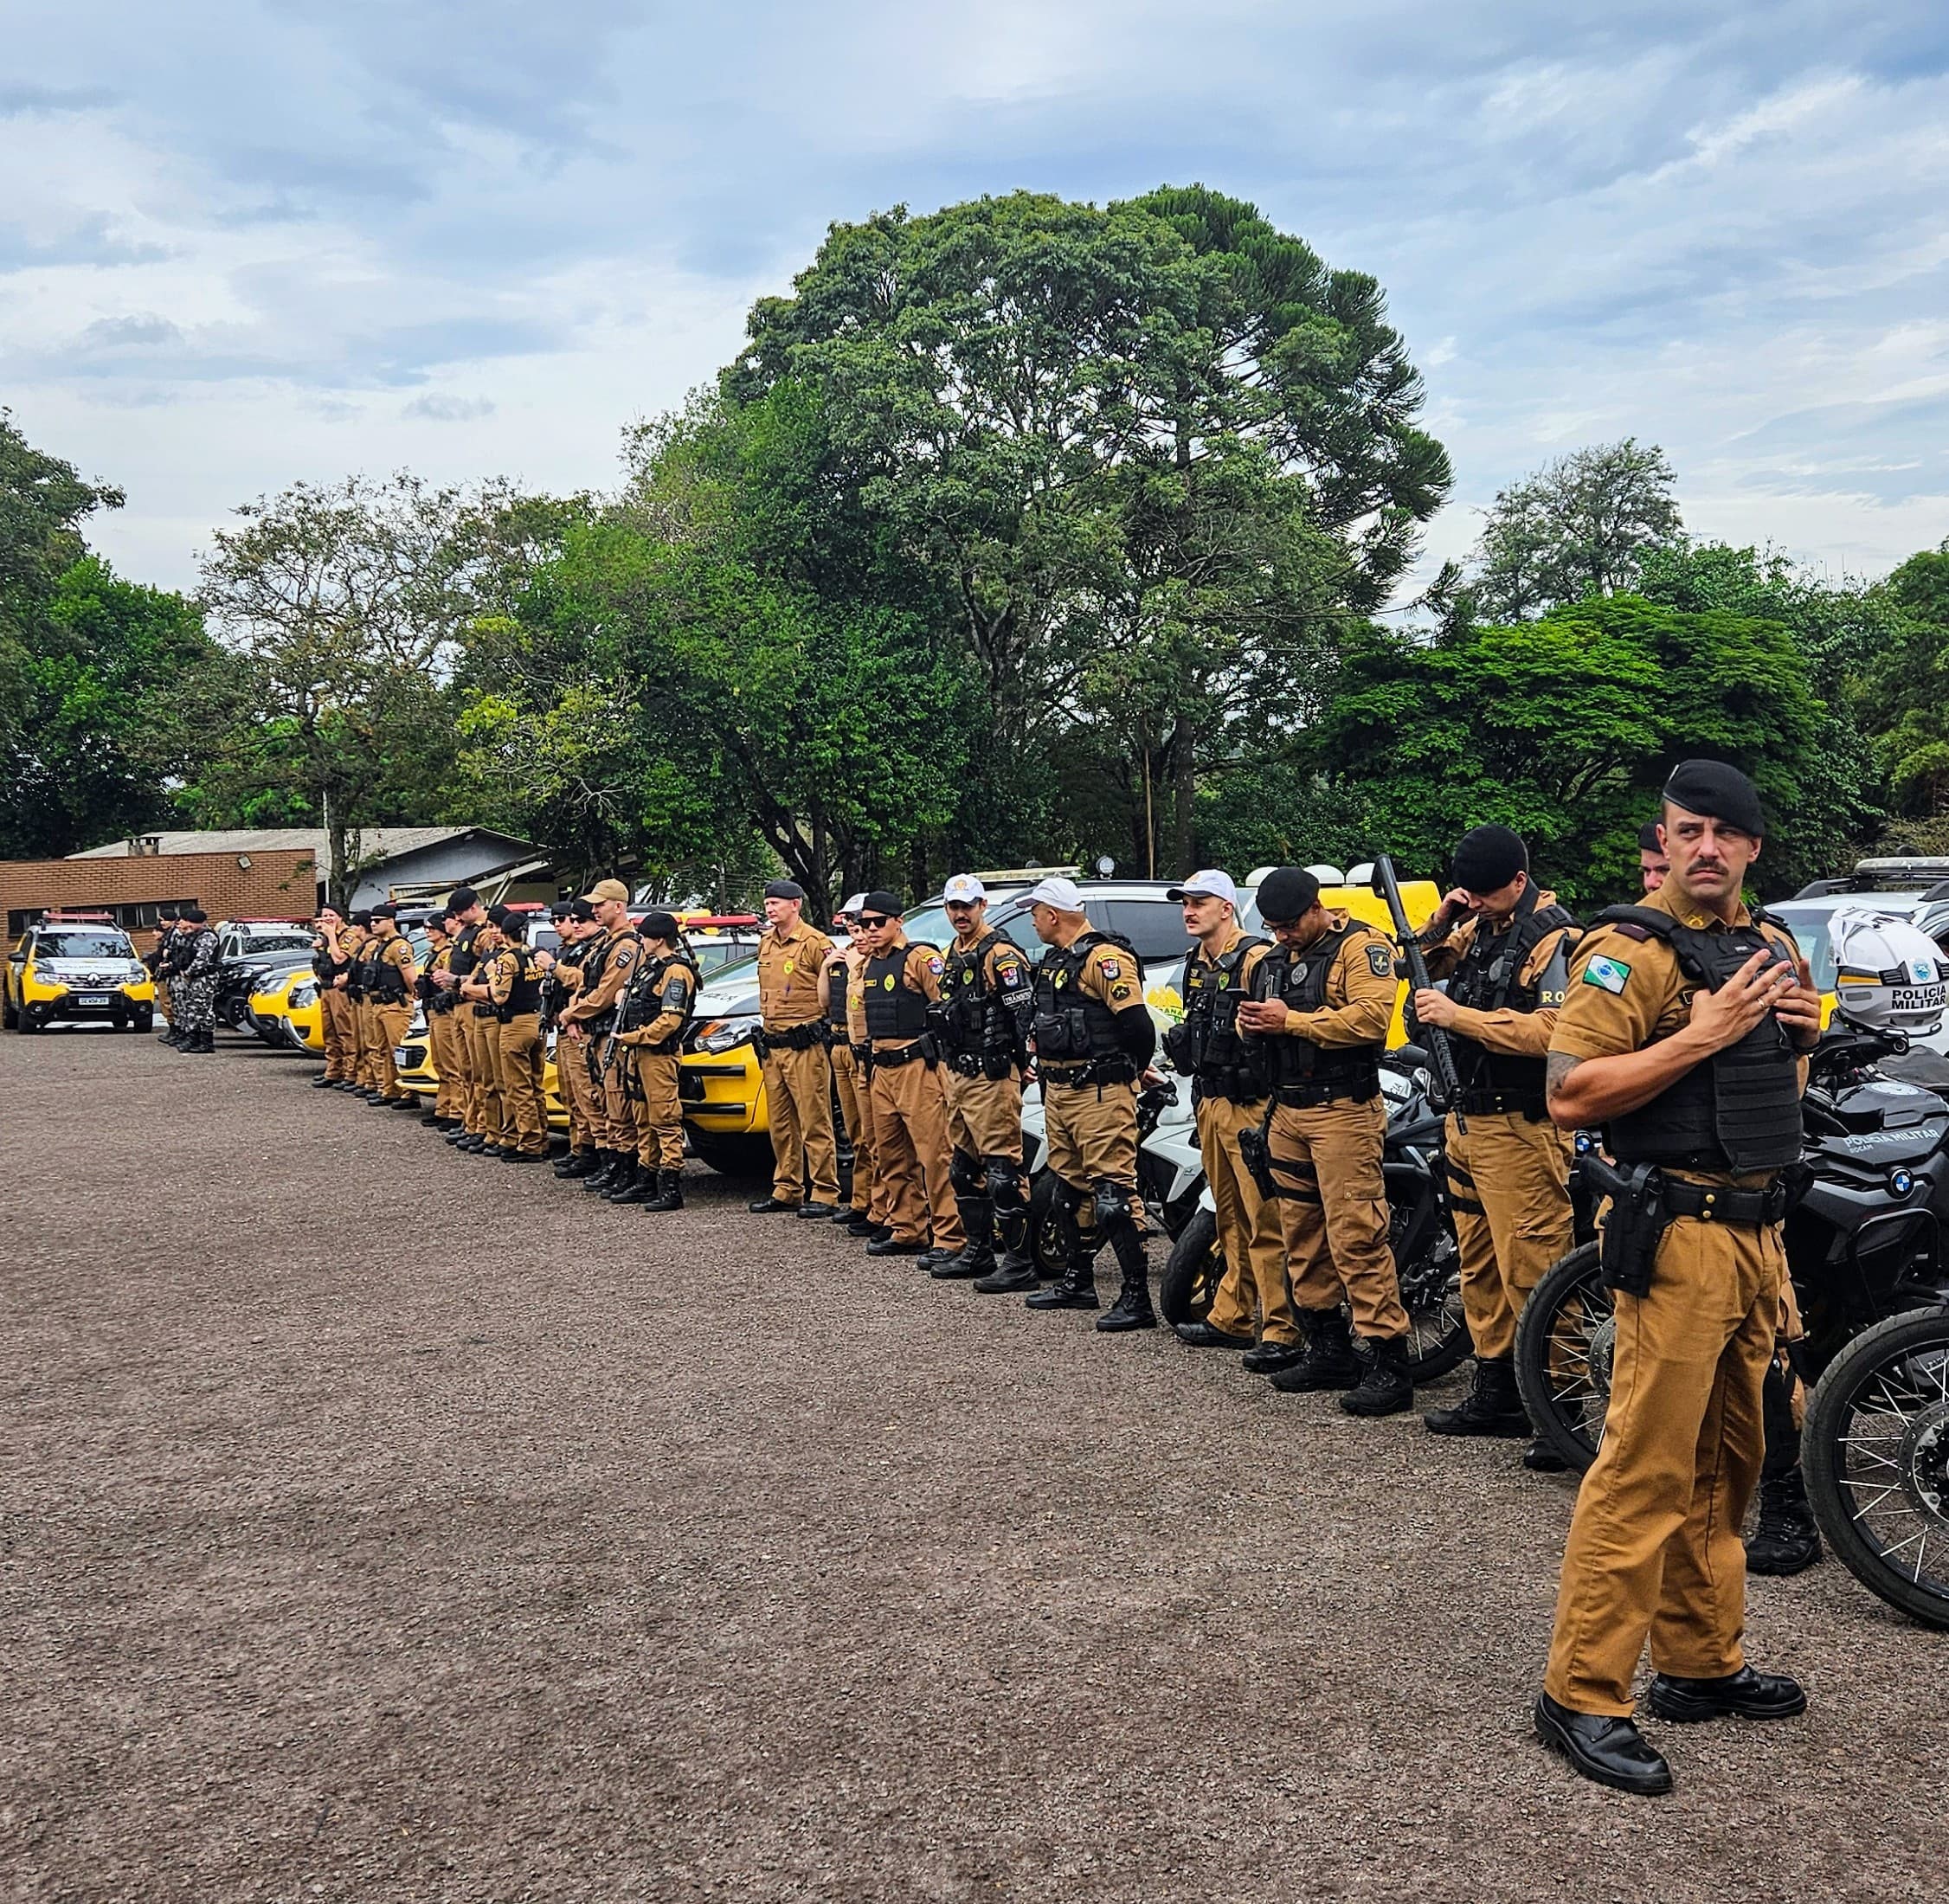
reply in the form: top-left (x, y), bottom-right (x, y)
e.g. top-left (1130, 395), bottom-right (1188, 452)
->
top-left (70, 826), bottom-right (535, 865)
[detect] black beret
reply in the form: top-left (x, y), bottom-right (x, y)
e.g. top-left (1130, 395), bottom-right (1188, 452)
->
top-left (640, 909), bottom-right (680, 942)
top-left (859, 890), bottom-right (904, 919)
top-left (1255, 866), bottom-right (1320, 924)
top-left (487, 904), bottom-right (526, 934)
top-left (181, 906), bottom-right (208, 923)
top-left (763, 878), bottom-right (807, 902)
top-left (1451, 825), bottom-right (1528, 894)
top-left (448, 886), bottom-right (479, 910)
top-left (1663, 759), bottom-right (1766, 838)
top-left (1637, 819), bottom-right (1665, 853)
top-left (158, 908), bottom-right (178, 922)
top-left (351, 910), bottom-right (373, 927)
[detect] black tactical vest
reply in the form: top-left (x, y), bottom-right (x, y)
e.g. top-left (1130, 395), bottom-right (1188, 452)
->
top-left (625, 949), bottom-right (698, 1053)
top-left (350, 940), bottom-right (384, 1001)
top-left (865, 942), bottom-right (936, 1042)
top-left (1255, 922), bottom-right (1385, 1102)
top-left (1170, 936), bottom-right (1270, 1103)
top-left (541, 939), bottom-right (587, 1028)
top-left (1032, 930), bottom-right (1138, 1069)
top-left (939, 929), bottom-right (1027, 1063)
top-left (824, 949), bottom-right (851, 1035)
top-left (448, 921), bottom-right (482, 979)
top-left (1445, 887), bottom-right (1578, 1114)
top-left (498, 942), bottom-right (543, 1017)
top-left (370, 933), bottom-right (411, 1004)
top-left (312, 937), bottom-right (338, 988)
top-left (1597, 906), bottom-right (1804, 1175)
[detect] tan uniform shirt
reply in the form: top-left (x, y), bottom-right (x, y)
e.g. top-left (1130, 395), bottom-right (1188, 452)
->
top-left (486, 945), bottom-right (529, 1008)
top-left (758, 917), bottom-right (834, 1031)
top-left (376, 930), bottom-right (417, 998)
top-left (560, 926), bottom-right (642, 1027)
top-left (1269, 911), bottom-right (1395, 1048)
top-left (1423, 889), bottom-right (1576, 1058)
top-left (869, 930), bottom-right (946, 1051)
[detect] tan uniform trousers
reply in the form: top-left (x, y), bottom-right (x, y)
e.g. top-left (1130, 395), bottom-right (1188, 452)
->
top-left (1042, 1077), bottom-right (1144, 1237)
top-left (156, 976), bottom-right (172, 1027)
top-left (942, 1068), bottom-right (1024, 1164)
top-left (1200, 1096), bottom-right (1298, 1348)
top-left (351, 999), bottom-right (376, 1089)
top-left (372, 1002), bottom-right (413, 1101)
top-left (319, 987), bottom-right (357, 1081)
top-left (832, 1045), bottom-right (880, 1219)
top-left (466, 1010), bottom-right (504, 1141)
top-left (496, 1013), bottom-right (548, 1155)
top-left (555, 1030), bottom-right (597, 1153)
top-left (1545, 1213), bottom-right (1784, 1716)
top-left (762, 1038), bottom-right (839, 1206)
top-left (869, 1054), bottom-right (965, 1249)
top-left (428, 1009), bottom-right (467, 1119)
top-left (1268, 1096), bottom-right (1408, 1340)
top-left (621, 1048), bottom-right (685, 1168)
top-left (442, 1001), bottom-right (475, 1124)
top-left (1444, 1110), bottom-right (1575, 1362)
top-left (601, 1046), bottom-right (649, 1160)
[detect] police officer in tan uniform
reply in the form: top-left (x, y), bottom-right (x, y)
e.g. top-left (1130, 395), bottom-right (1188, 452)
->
top-left (364, 904), bottom-right (419, 1109)
top-left (1238, 866), bottom-right (1414, 1415)
top-left (1163, 870), bottom-right (1297, 1370)
top-left (486, 905), bottom-right (550, 1162)
top-left (925, 874), bottom-right (1037, 1289)
top-left (539, 901), bottom-right (601, 1177)
top-left (311, 904), bottom-right (356, 1087)
top-left (606, 910), bottom-right (698, 1210)
top-left (1023, 875), bottom-right (1158, 1330)
top-left (1638, 820), bottom-right (1669, 894)
top-left (1534, 761), bottom-right (1817, 1797)
top-left (850, 891), bottom-right (964, 1260)
top-left (557, 878), bottom-right (642, 1193)
top-left (434, 888), bottom-right (489, 1141)
top-left (749, 878), bottom-right (841, 1218)
top-left (821, 897), bottom-right (878, 1232)
top-left (455, 910), bottom-right (508, 1154)
top-left (417, 911), bottom-right (466, 1128)
top-left (1410, 827), bottom-right (1579, 1462)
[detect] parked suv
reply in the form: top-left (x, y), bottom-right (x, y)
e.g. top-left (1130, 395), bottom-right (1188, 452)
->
top-left (4, 916), bottom-right (156, 1032)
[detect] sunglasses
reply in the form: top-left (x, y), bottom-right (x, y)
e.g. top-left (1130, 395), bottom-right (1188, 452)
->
top-left (859, 915), bottom-right (893, 929)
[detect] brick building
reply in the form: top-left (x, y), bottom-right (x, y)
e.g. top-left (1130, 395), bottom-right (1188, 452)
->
top-left (1, 848), bottom-right (318, 951)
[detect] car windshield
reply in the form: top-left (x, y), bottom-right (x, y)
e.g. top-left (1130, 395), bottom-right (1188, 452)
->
top-left (239, 929), bottom-right (312, 954)
top-left (38, 931), bottom-right (132, 960)
top-left (693, 938), bottom-right (755, 975)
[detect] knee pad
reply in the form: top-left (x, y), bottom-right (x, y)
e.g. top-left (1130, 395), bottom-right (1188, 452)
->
top-left (985, 1158), bottom-right (1026, 1211)
top-left (949, 1149), bottom-right (986, 1198)
top-left (1091, 1177), bottom-right (1135, 1235)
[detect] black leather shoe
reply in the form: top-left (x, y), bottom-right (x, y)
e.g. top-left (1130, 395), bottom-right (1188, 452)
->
top-left (748, 1197), bottom-right (798, 1214)
top-left (1646, 1666), bottom-right (1807, 1724)
top-left (865, 1237), bottom-right (926, 1257)
top-left (973, 1258), bottom-right (1039, 1294)
top-left (917, 1246), bottom-right (960, 1273)
top-left (311, 1073), bottom-right (338, 1088)
top-left (501, 1148), bottom-right (549, 1164)
top-left (1522, 1438), bottom-right (1570, 1474)
top-left (865, 1225), bottom-right (895, 1245)
top-left (1240, 1340), bottom-right (1308, 1374)
top-left (1174, 1322), bottom-right (1253, 1350)
top-left (845, 1216), bottom-right (877, 1238)
top-left (1534, 1693), bottom-right (1673, 1796)
top-left (796, 1201), bottom-right (839, 1220)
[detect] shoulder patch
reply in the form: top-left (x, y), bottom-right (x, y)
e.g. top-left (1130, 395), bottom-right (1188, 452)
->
top-left (1610, 923), bottom-right (1653, 942)
top-left (926, 955), bottom-right (943, 976)
top-left (1110, 983), bottom-right (1135, 1002)
top-left (614, 944), bottom-right (636, 968)
top-left (1099, 958), bottom-right (1122, 981)
top-left (1583, 955), bottom-right (1632, 995)
top-left (1366, 944), bottom-right (1394, 978)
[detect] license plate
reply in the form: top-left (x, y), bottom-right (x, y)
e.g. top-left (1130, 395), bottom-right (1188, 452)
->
top-left (395, 1047), bottom-right (412, 1065)
top-left (77, 993), bottom-right (111, 1007)
top-left (1893, 984), bottom-right (1947, 1013)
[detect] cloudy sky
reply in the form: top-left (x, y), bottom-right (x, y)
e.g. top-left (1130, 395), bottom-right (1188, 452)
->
top-left (6, 1), bottom-right (1947, 598)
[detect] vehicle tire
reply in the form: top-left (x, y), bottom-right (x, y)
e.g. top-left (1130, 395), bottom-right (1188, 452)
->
top-left (1, 990), bottom-right (15, 1030)
top-left (1159, 1208), bottom-right (1224, 1327)
top-left (132, 1007), bottom-right (154, 1032)
top-left (1803, 1305), bottom-right (1949, 1631)
top-left (687, 1130), bottom-right (775, 1179)
top-left (1028, 1169), bottom-right (1070, 1278)
top-left (18, 1006), bottom-right (42, 1035)
top-left (1513, 1242), bottom-right (1611, 1474)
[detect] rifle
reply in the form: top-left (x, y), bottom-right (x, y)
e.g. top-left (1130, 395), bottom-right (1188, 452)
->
top-left (1370, 855), bottom-right (1465, 1123)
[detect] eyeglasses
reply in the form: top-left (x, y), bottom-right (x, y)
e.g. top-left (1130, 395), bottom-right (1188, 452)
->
top-left (859, 915), bottom-right (892, 928)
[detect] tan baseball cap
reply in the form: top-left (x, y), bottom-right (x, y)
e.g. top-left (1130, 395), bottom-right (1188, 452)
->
top-left (582, 878), bottom-right (630, 904)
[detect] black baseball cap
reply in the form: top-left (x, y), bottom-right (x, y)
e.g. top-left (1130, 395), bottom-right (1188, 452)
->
top-left (859, 890), bottom-right (903, 920)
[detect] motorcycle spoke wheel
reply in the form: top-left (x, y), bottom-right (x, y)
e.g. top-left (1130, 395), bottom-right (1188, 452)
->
top-left (1514, 1243), bottom-right (1609, 1474)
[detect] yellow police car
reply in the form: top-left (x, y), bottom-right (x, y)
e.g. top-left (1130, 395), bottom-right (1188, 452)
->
top-left (4, 914), bottom-right (156, 1032)
top-left (247, 962), bottom-right (326, 1052)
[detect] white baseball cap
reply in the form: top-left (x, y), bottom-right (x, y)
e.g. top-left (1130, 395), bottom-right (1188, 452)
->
top-left (839, 893), bottom-right (867, 918)
top-left (1025, 875), bottom-right (1087, 914)
top-left (1166, 869), bottom-right (1238, 908)
top-left (942, 873), bottom-right (987, 904)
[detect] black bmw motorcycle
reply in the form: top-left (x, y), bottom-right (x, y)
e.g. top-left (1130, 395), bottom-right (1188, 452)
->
top-left (1514, 1024), bottom-right (1949, 1629)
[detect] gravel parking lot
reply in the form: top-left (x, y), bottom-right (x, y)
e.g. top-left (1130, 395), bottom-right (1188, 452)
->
top-left (5, 1026), bottom-right (1946, 1903)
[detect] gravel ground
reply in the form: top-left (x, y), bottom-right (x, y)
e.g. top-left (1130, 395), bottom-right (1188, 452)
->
top-left (4, 1026), bottom-right (1946, 1904)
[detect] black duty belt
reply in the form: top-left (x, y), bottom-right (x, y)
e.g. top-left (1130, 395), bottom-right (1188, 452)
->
top-left (948, 1052), bottom-right (1015, 1080)
top-left (1041, 1058), bottom-right (1136, 1089)
top-left (1457, 1088), bottom-right (1549, 1121)
top-left (1659, 1176), bottom-right (1789, 1225)
top-left (1274, 1081), bottom-right (1377, 1109)
top-left (849, 1040), bottom-right (873, 1064)
top-left (767, 1022), bottom-right (825, 1052)
top-left (871, 1040), bottom-right (930, 1070)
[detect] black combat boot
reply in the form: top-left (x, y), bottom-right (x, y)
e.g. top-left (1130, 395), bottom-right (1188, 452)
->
top-left (1026, 1257), bottom-right (1097, 1309)
top-left (1424, 1356), bottom-right (1530, 1438)
top-left (1269, 1309), bottom-right (1363, 1393)
top-left (642, 1169), bottom-right (685, 1213)
top-left (607, 1161), bottom-right (655, 1203)
top-left (931, 1195), bottom-right (996, 1279)
top-left (582, 1149), bottom-right (624, 1192)
top-left (555, 1148), bottom-right (597, 1178)
top-left (1096, 1228), bottom-right (1155, 1333)
top-left (190, 1028), bottom-right (216, 1054)
top-left (1341, 1334), bottom-right (1415, 1418)
top-left (1746, 1468), bottom-right (1824, 1576)
top-left (974, 1196), bottom-right (1039, 1292)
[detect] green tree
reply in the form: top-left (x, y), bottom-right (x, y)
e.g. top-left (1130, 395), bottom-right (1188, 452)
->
top-left (0, 557), bottom-right (220, 858)
top-left (1463, 439), bottom-right (1682, 623)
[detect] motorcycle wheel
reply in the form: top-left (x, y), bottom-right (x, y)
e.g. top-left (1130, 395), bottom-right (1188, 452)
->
top-left (1028, 1170), bottom-right (1069, 1278)
top-left (1393, 1206), bottom-right (1470, 1383)
top-left (1159, 1209), bottom-right (1224, 1326)
top-left (1513, 1242), bottom-right (1611, 1474)
top-left (1803, 1305), bottom-right (1949, 1631)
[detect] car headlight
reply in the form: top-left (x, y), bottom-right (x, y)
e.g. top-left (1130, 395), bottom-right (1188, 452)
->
top-left (693, 1019), bottom-right (756, 1054)
top-left (288, 983), bottom-right (318, 1009)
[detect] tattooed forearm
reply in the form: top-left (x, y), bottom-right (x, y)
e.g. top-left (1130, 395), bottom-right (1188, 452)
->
top-left (1545, 1052), bottom-right (1584, 1105)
